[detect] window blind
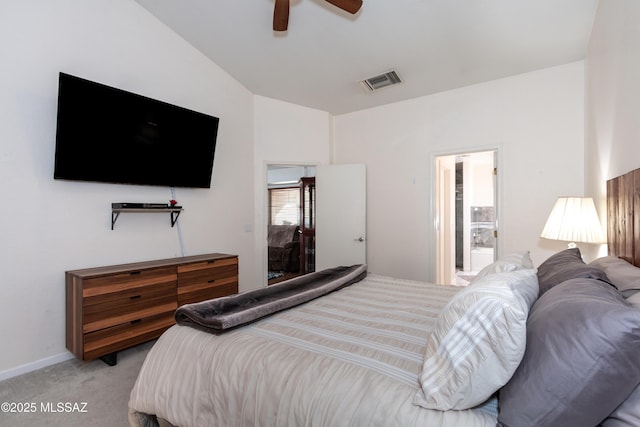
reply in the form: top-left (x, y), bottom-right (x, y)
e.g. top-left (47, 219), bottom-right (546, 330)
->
top-left (269, 187), bottom-right (300, 225)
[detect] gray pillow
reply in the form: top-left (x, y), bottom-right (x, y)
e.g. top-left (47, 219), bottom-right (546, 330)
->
top-left (590, 256), bottom-right (640, 296)
top-left (536, 248), bottom-right (609, 295)
top-left (498, 278), bottom-right (640, 427)
top-left (602, 383), bottom-right (640, 427)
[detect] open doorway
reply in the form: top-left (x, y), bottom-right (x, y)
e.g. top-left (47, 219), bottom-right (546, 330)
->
top-left (435, 150), bottom-right (497, 285)
top-left (266, 164), bottom-right (316, 285)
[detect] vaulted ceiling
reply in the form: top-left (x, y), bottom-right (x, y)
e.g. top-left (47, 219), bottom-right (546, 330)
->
top-left (135, 0), bottom-right (599, 115)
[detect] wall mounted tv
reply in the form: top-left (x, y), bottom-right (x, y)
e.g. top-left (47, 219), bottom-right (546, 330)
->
top-left (54, 72), bottom-right (219, 188)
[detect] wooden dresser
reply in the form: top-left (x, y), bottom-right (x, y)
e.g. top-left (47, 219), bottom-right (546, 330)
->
top-left (66, 253), bottom-right (238, 365)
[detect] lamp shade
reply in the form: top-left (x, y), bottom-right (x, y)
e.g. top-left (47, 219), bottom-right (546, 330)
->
top-left (540, 197), bottom-right (606, 245)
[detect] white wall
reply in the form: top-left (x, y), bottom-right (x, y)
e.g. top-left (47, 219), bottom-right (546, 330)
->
top-left (333, 62), bottom-right (586, 281)
top-left (585, 0), bottom-right (640, 251)
top-left (253, 96), bottom-right (331, 289)
top-left (0, 0), bottom-right (257, 376)
top-left (0, 0), bottom-right (614, 378)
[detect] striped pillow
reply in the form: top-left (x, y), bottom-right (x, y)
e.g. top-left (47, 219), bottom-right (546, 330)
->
top-left (414, 269), bottom-right (538, 410)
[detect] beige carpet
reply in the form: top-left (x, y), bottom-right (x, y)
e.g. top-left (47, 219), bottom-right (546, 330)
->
top-left (0, 341), bottom-right (154, 427)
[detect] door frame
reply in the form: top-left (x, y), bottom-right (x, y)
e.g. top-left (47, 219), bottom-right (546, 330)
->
top-left (429, 146), bottom-right (502, 284)
top-left (434, 155), bottom-right (456, 285)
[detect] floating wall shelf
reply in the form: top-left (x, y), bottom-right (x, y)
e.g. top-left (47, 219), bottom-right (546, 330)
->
top-left (111, 207), bottom-right (183, 230)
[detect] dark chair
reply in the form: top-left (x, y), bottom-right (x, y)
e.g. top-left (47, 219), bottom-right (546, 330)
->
top-left (268, 225), bottom-right (300, 272)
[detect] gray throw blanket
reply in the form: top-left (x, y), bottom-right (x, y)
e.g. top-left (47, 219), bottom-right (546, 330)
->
top-left (175, 264), bottom-right (367, 333)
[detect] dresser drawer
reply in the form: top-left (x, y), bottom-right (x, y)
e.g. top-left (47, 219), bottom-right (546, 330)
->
top-left (177, 257), bottom-right (238, 285)
top-left (177, 257), bottom-right (238, 305)
top-left (83, 281), bottom-right (177, 333)
top-left (82, 266), bottom-right (177, 299)
top-left (83, 312), bottom-right (175, 360)
top-left (177, 277), bottom-right (238, 305)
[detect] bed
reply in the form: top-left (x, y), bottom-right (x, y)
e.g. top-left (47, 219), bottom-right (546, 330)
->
top-left (129, 169), bottom-right (640, 427)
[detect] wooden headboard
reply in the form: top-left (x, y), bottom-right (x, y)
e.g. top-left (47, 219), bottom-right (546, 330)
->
top-left (607, 167), bottom-right (640, 267)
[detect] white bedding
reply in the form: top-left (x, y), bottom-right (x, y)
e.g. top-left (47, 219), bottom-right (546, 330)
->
top-left (128, 274), bottom-right (498, 427)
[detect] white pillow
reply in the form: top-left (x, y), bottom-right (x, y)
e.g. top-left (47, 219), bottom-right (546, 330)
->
top-left (626, 292), bottom-right (640, 308)
top-left (474, 250), bottom-right (534, 282)
top-left (414, 268), bottom-right (539, 410)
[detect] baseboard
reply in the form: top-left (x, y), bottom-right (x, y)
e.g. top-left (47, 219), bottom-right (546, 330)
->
top-left (0, 352), bottom-right (74, 382)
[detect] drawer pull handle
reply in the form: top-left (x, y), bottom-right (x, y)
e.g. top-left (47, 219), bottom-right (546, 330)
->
top-left (208, 279), bottom-right (217, 283)
top-left (207, 260), bottom-right (216, 264)
top-left (130, 295), bottom-right (142, 300)
top-left (130, 271), bottom-right (141, 276)
top-left (131, 319), bottom-right (142, 325)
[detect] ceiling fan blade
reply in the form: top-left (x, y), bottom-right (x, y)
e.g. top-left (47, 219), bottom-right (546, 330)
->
top-left (273, 0), bottom-right (290, 31)
top-left (324, 0), bottom-right (362, 14)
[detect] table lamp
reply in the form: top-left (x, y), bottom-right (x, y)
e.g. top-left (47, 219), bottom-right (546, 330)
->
top-left (540, 197), bottom-right (606, 248)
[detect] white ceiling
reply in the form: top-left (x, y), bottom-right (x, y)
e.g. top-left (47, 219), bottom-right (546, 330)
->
top-left (134, 0), bottom-right (599, 115)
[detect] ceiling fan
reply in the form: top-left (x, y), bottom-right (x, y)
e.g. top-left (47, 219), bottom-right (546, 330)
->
top-left (273, 0), bottom-right (363, 31)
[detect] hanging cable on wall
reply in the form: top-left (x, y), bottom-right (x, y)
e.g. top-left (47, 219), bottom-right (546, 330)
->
top-left (171, 187), bottom-right (186, 257)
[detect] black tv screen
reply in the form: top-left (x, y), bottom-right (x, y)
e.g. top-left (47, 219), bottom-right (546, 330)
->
top-left (54, 73), bottom-right (219, 188)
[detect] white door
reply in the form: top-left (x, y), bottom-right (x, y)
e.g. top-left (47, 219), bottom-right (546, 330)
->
top-left (315, 164), bottom-right (366, 271)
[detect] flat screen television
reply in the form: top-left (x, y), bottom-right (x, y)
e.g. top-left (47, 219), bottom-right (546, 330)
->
top-left (54, 72), bottom-right (219, 188)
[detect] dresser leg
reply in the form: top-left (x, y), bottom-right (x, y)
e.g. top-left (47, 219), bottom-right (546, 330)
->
top-left (99, 352), bottom-right (118, 366)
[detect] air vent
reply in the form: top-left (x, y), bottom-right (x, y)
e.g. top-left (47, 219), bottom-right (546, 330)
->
top-left (360, 69), bottom-right (403, 92)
